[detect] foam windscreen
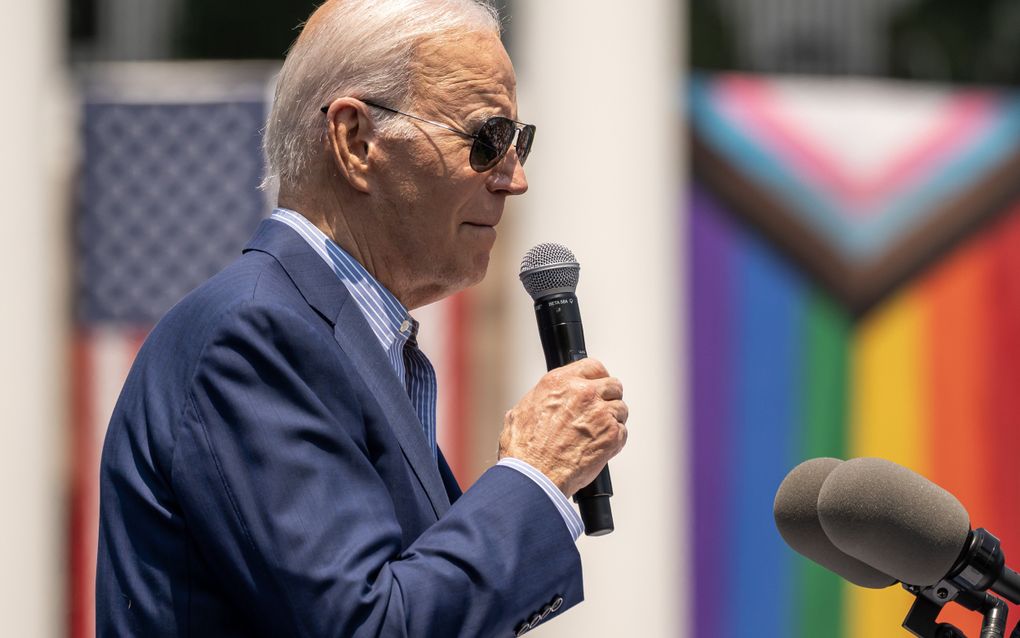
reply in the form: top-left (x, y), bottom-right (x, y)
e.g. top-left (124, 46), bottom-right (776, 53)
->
top-left (774, 457), bottom-right (897, 588)
top-left (817, 457), bottom-right (971, 586)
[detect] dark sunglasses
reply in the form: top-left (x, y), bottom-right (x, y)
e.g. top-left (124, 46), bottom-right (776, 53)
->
top-left (321, 100), bottom-right (535, 172)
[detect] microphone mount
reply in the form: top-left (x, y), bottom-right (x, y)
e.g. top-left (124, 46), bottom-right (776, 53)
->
top-left (901, 528), bottom-right (1020, 638)
top-left (902, 586), bottom-right (1007, 638)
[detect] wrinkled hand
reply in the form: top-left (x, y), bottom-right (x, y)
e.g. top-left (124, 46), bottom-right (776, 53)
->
top-left (498, 358), bottom-right (629, 497)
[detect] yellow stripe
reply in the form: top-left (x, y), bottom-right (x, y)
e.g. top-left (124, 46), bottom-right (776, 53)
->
top-left (845, 287), bottom-right (930, 638)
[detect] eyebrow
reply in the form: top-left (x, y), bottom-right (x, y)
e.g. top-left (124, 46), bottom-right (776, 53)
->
top-left (465, 106), bottom-right (516, 128)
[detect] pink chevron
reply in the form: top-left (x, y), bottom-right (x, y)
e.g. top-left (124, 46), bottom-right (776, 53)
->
top-left (715, 75), bottom-right (998, 219)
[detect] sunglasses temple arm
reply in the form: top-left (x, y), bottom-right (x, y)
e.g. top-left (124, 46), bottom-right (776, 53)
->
top-left (323, 100), bottom-right (477, 142)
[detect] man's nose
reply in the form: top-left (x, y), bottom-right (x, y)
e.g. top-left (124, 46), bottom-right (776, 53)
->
top-left (487, 148), bottom-right (529, 195)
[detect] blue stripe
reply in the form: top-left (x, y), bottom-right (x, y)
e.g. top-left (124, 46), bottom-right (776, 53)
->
top-left (730, 233), bottom-right (804, 638)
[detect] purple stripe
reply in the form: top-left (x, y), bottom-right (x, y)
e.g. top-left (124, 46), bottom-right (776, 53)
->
top-left (689, 185), bottom-right (736, 637)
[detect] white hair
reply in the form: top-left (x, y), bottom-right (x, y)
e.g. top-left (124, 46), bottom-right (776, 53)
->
top-left (263, 0), bottom-right (501, 193)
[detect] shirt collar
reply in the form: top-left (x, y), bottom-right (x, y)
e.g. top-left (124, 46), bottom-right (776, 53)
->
top-left (269, 208), bottom-right (416, 352)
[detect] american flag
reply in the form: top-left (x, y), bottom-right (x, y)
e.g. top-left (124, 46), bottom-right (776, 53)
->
top-left (69, 63), bottom-right (473, 638)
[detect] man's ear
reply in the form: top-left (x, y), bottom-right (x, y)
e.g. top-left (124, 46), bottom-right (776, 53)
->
top-left (324, 98), bottom-right (374, 193)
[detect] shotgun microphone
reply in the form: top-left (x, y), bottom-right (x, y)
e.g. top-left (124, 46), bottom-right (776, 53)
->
top-left (519, 243), bottom-right (614, 536)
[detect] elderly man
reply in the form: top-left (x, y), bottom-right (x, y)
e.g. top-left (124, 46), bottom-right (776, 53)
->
top-left (96, 1), bottom-right (628, 636)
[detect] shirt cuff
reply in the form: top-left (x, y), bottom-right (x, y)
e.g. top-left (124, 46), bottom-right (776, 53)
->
top-left (497, 457), bottom-right (584, 541)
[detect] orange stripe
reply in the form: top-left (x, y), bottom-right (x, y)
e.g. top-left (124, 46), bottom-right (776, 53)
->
top-left (924, 236), bottom-right (993, 505)
top-left (922, 235), bottom-right (995, 635)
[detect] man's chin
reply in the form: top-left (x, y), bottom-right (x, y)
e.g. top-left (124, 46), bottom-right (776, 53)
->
top-left (457, 255), bottom-right (490, 290)
top-left (414, 258), bottom-right (489, 308)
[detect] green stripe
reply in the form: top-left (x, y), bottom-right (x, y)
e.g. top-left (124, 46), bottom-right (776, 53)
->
top-left (797, 291), bottom-right (850, 638)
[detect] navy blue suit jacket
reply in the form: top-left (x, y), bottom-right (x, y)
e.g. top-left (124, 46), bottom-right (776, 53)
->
top-left (96, 219), bottom-right (583, 637)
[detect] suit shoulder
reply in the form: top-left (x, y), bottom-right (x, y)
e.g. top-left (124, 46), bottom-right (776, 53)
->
top-left (136, 250), bottom-right (318, 382)
top-left (178, 250), bottom-right (299, 312)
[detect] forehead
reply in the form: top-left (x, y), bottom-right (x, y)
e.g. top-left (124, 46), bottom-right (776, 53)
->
top-left (412, 31), bottom-right (517, 117)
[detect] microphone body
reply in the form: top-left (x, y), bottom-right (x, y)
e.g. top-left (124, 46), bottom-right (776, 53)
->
top-left (532, 290), bottom-right (614, 536)
top-left (520, 243), bottom-right (614, 537)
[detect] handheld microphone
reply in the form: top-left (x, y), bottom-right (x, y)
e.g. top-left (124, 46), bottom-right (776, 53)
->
top-left (773, 457), bottom-right (897, 588)
top-left (817, 457), bottom-right (1020, 604)
top-left (519, 243), bottom-right (614, 536)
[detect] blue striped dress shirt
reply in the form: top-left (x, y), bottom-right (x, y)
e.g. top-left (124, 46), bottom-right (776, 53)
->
top-left (270, 209), bottom-right (583, 541)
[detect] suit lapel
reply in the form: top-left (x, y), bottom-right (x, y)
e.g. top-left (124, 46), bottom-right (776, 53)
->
top-left (437, 448), bottom-right (463, 505)
top-left (244, 219), bottom-right (451, 520)
top-left (332, 302), bottom-right (451, 519)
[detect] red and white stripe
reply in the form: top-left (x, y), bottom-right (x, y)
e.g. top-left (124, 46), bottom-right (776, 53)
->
top-left (70, 327), bottom-right (147, 638)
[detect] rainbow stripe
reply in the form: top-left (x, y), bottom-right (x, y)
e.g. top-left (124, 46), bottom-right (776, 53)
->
top-left (689, 185), bottom-right (1020, 638)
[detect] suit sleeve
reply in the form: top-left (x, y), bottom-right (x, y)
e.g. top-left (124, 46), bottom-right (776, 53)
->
top-left (171, 301), bottom-right (583, 637)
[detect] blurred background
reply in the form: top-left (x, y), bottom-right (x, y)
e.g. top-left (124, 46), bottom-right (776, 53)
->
top-left (5, 0), bottom-right (1020, 636)
top-left (690, 1), bottom-right (1020, 637)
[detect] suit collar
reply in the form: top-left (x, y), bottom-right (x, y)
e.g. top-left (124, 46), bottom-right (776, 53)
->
top-left (244, 218), bottom-right (349, 325)
top-left (243, 218), bottom-right (451, 519)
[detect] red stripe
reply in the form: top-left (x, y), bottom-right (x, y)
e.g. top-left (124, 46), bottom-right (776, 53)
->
top-left (70, 328), bottom-right (148, 638)
top-left (986, 207), bottom-right (1020, 621)
top-left (130, 327), bottom-right (150, 357)
top-left (70, 331), bottom-right (94, 638)
top-left (922, 207), bottom-right (1020, 633)
top-left (446, 291), bottom-right (471, 485)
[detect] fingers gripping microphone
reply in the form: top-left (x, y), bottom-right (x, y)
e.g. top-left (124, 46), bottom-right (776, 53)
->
top-left (773, 458), bottom-right (897, 589)
top-left (519, 243), bottom-right (613, 537)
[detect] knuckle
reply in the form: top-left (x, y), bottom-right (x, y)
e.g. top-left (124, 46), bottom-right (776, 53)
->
top-left (542, 368), bottom-right (564, 385)
top-left (570, 379), bottom-right (591, 397)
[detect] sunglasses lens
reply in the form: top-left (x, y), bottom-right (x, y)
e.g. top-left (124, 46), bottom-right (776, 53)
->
top-left (470, 117), bottom-right (515, 172)
top-left (516, 125), bottom-right (535, 166)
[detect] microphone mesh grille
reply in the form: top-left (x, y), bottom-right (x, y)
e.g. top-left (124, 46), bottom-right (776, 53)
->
top-left (519, 243), bottom-right (580, 299)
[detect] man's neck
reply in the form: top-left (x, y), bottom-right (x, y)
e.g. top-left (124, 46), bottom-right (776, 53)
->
top-left (276, 190), bottom-right (436, 309)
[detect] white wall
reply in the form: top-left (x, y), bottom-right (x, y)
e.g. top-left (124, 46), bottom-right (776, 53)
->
top-left (510, 2), bottom-right (687, 635)
top-left (0, 0), bottom-right (68, 636)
